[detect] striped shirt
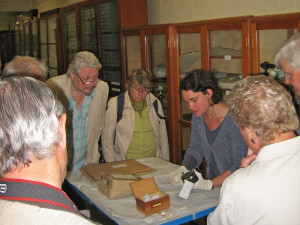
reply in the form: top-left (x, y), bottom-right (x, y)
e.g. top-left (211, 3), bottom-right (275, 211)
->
top-left (69, 91), bottom-right (95, 170)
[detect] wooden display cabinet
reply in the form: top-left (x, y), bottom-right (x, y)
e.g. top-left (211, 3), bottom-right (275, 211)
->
top-left (120, 13), bottom-right (300, 165)
top-left (173, 16), bottom-right (252, 164)
top-left (60, 0), bottom-right (147, 96)
top-left (117, 0), bottom-right (148, 28)
top-left (120, 17), bottom-right (253, 164)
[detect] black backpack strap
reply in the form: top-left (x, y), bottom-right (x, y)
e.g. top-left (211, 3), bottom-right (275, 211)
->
top-left (117, 92), bottom-right (125, 123)
top-left (153, 99), bottom-right (165, 120)
top-left (117, 93), bottom-right (164, 122)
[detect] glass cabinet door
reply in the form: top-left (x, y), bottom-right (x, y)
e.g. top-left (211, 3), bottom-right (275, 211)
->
top-left (258, 29), bottom-right (297, 76)
top-left (98, 0), bottom-right (121, 84)
top-left (39, 18), bottom-right (47, 67)
top-left (31, 20), bottom-right (39, 58)
top-left (251, 14), bottom-right (300, 76)
top-left (19, 25), bottom-right (24, 55)
top-left (209, 29), bottom-right (243, 101)
top-left (39, 15), bottom-right (60, 79)
top-left (24, 23), bottom-right (30, 56)
top-left (62, 9), bottom-right (77, 67)
top-left (80, 4), bottom-right (97, 55)
top-left (146, 34), bottom-right (168, 116)
top-left (178, 32), bottom-right (201, 152)
top-left (251, 14), bottom-right (300, 112)
top-left (48, 17), bottom-right (58, 78)
top-left (124, 35), bottom-right (141, 76)
top-left (209, 29), bottom-right (242, 74)
top-left (257, 29), bottom-right (299, 113)
top-left (14, 25), bottom-right (21, 55)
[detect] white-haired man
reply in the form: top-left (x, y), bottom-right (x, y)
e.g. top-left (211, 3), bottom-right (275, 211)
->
top-left (0, 76), bottom-right (96, 224)
top-left (2, 55), bottom-right (47, 82)
top-left (46, 51), bottom-right (109, 170)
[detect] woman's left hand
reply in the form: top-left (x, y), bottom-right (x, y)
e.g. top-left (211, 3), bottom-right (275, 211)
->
top-left (240, 148), bottom-right (256, 168)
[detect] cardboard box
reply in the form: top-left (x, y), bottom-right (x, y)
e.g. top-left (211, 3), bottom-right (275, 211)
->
top-left (130, 177), bottom-right (170, 215)
top-left (80, 159), bottom-right (156, 182)
top-left (97, 173), bottom-right (140, 199)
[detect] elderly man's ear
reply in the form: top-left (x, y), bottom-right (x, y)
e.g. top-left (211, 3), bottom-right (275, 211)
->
top-left (58, 113), bottom-right (67, 149)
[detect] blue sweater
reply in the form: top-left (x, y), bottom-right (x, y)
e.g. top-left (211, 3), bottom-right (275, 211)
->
top-left (182, 111), bottom-right (248, 179)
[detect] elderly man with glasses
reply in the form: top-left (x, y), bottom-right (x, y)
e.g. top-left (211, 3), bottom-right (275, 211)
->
top-left (47, 51), bottom-right (108, 170)
top-left (275, 33), bottom-right (300, 135)
top-left (275, 33), bottom-right (300, 97)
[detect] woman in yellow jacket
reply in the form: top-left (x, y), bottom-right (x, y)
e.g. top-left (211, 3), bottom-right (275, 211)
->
top-left (102, 69), bottom-right (169, 162)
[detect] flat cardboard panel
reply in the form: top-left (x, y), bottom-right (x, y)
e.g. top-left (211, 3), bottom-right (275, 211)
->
top-left (80, 160), bottom-right (156, 182)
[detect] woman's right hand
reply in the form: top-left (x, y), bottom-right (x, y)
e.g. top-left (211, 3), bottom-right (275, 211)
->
top-left (240, 148), bottom-right (256, 168)
top-left (170, 165), bottom-right (188, 186)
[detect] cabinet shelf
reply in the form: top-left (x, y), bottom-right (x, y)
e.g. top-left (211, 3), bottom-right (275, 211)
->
top-left (179, 114), bottom-right (192, 127)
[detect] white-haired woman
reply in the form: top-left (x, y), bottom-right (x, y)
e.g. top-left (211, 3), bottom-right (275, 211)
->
top-left (208, 75), bottom-right (300, 225)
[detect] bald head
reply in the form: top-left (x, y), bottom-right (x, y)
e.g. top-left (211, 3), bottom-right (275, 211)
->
top-left (2, 56), bottom-right (48, 82)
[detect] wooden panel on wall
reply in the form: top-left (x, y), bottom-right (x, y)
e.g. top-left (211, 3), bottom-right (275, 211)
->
top-left (117, 0), bottom-right (148, 28)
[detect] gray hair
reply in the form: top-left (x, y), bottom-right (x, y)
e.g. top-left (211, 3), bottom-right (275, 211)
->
top-left (67, 51), bottom-right (102, 75)
top-left (228, 75), bottom-right (299, 142)
top-left (275, 32), bottom-right (300, 69)
top-left (0, 76), bottom-right (65, 175)
top-left (1, 56), bottom-right (48, 81)
top-left (126, 69), bottom-right (153, 90)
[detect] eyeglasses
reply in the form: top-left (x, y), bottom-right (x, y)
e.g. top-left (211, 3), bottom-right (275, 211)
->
top-left (283, 71), bottom-right (292, 80)
top-left (282, 67), bottom-right (300, 80)
top-left (131, 87), bottom-right (150, 94)
top-left (76, 74), bottom-right (98, 85)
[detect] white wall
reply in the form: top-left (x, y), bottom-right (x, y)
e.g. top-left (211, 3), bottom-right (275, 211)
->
top-left (0, 0), bottom-right (32, 31)
top-left (0, 0), bottom-right (32, 12)
top-left (32, 0), bottom-right (83, 14)
top-left (0, 0), bottom-right (84, 31)
top-left (0, 12), bottom-right (20, 31)
top-left (148, 0), bottom-right (300, 24)
top-left (5, 0), bottom-right (300, 28)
